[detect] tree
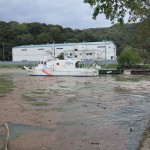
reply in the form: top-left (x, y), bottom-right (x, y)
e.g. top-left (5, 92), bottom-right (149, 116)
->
top-left (36, 33), bottom-right (53, 44)
top-left (83, 0), bottom-right (150, 24)
top-left (117, 46), bottom-right (143, 67)
top-left (57, 52), bottom-right (64, 60)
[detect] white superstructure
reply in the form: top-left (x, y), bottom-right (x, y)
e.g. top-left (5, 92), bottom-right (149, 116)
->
top-left (12, 41), bottom-right (116, 61)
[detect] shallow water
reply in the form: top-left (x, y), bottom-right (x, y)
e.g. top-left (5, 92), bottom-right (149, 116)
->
top-left (0, 68), bottom-right (150, 150)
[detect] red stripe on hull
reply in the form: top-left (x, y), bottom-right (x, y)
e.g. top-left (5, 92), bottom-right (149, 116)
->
top-left (42, 70), bottom-right (52, 76)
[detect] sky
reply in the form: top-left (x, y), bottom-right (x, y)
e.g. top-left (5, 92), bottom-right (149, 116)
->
top-left (0, 0), bottom-right (112, 29)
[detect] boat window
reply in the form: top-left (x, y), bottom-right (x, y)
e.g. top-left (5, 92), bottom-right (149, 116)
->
top-left (44, 62), bottom-right (46, 65)
top-left (57, 63), bottom-right (59, 65)
top-left (75, 55), bottom-right (78, 58)
top-left (111, 56), bottom-right (113, 59)
top-left (70, 53), bottom-right (73, 56)
top-left (75, 49), bottom-right (77, 51)
top-left (86, 53), bottom-right (92, 55)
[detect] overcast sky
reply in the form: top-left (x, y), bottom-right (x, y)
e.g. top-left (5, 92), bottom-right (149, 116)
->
top-left (0, 0), bottom-right (112, 29)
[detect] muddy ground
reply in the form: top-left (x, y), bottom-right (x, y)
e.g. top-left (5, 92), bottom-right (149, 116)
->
top-left (0, 69), bottom-right (150, 150)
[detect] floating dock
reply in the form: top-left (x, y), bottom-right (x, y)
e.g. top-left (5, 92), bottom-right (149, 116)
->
top-left (99, 69), bottom-right (124, 74)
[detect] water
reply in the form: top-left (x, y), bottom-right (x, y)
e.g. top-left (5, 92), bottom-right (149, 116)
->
top-left (0, 68), bottom-right (150, 150)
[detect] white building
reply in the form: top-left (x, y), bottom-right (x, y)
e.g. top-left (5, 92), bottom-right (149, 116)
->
top-left (12, 41), bottom-right (116, 61)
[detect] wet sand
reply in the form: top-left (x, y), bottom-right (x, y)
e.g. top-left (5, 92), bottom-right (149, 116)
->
top-left (0, 68), bottom-right (150, 150)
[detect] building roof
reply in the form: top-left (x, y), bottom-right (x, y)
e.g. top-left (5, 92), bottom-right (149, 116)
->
top-left (13, 41), bottom-right (114, 49)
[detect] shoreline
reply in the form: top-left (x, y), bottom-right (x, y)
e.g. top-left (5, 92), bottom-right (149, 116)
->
top-left (138, 121), bottom-right (150, 150)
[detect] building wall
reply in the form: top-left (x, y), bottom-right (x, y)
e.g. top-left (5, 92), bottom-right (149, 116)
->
top-left (64, 42), bottom-right (116, 60)
top-left (12, 41), bottom-right (116, 61)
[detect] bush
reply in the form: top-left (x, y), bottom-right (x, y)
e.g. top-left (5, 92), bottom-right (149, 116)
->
top-left (117, 46), bottom-right (143, 68)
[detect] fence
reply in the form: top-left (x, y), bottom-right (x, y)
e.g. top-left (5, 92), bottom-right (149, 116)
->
top-left (0, 61), bottom-right (38, 66)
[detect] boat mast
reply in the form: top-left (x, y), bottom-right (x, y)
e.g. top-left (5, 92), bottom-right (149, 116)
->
top-left (53, 42), bottom-right (55, 58)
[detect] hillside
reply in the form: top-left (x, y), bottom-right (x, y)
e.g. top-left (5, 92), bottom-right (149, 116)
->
top-left (0, 21), bottom-right (149, 61)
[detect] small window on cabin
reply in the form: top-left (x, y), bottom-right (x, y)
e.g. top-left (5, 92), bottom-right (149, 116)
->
top-left (57, 63), bottom-right (59, 65)
top-left (75, 55), bottom-right (77, 58)
top-left (70, 53), bottom-right (73, 56)
top-left (44, 62), bottom-right (46, 65)
top-left (86, 53), bottom-right (92, 55)
top-left (75, 49), bottom-right (77, 51)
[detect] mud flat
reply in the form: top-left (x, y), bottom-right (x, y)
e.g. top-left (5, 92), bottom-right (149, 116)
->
top-left (0, 68), bottom-right (150, 150)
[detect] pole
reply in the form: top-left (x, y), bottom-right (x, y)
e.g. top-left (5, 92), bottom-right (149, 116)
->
top-left (2, 42), bottom-right (5, 61)
top-left (53, 42), bottom-right (55, 58)
top-left (105, 37), bottom-right (106, 67)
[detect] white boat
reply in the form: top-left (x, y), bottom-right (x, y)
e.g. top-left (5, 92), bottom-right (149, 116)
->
top-left (24, 57), bottom-right (98, 77)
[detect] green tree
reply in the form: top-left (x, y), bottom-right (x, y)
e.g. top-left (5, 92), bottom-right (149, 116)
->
top-left (57, 52), bottom-right (64, 60)
top-left (83, 0), bottom-right (150, 24)
top-left (36, 33), bottom-right (53, 44)
top-left (118, 46), bottom-right (143, 67)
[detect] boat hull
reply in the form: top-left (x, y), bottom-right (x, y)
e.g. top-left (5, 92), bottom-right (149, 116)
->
top-left (28, 69), bottom-right (98, 77)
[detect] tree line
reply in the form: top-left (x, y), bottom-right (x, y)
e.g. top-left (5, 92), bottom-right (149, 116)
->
top-left (0, 21), bottom-right (149, 62)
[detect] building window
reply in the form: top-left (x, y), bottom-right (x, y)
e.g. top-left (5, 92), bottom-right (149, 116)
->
top-left (22, 49), bottom-right (27, 51)
top-left (56, 48), bottom-right (63, 49)
top-left (38, 48), bottom-right (44, 50)
top-left (97, 46), bottom-right (105, 48)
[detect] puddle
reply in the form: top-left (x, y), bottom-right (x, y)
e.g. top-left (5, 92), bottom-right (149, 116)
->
top-left (0, 122), bottom-right (55, 150)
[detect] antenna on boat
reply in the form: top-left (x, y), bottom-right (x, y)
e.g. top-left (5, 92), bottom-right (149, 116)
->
top-left (53, 42), bottom-right (55, 58)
